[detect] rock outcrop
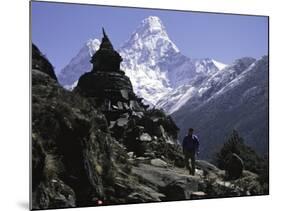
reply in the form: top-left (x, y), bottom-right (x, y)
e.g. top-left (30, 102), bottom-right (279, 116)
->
top-left (74, 29), bottom-right (181, 163)
top-left (32, 44), bottom-right (57, 81)
top-left (225, 153), bottom-right (244, 180)
top-left (32, 59), bottom-right (167, 209)
top-left (32, 35), bottom-right (267, 210)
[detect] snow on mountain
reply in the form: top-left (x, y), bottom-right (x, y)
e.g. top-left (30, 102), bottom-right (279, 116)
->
top-left (200, 57), bottom-right (256, 101)
top-left (54, 15), bottom-right (268, 160)
top-left (58, 16), bottom-right (227, 110)
top-left (119, 16), bottom-right (228, 105)
top-left (63, 80), bottom-right (78, 91)
top-left (212, 59), bottom-right (227, 70)
top-left (119, 16), bottom-right (181, 105)
top-left (172, 56), bottom-right (268, 159)
top-left (157, 57), bottom-right (254, 114)
top-left (58, 39), bottom-right (100, 86)
top-left (87, 39), bottom-right (101, 56)
top-left (207, 58), bottom-right (258, 102)
top-left (156, 84), bottom-right (196, 114)
top-left (194, 58), bottom-right (223, 74)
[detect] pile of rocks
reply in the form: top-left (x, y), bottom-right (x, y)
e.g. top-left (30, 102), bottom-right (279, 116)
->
top-left (74, 29), bottom-right (148, 121)
top-left (74, 29), bottom-right (182, 166)
top-left (31, 32), bottom-right (266, 209)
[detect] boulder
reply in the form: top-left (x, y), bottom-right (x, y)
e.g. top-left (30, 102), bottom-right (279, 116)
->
top-left (163, 179), bottom-right (198, 201)
top-left (32, 44), bottom-right (57, 81)
top-left (32, 36), bottom-right (267, 209)
top-left (190, 191), bottom-right (207, 199)
top-left (140, 133), bottom-right (152, 142)
top-left (143, 152), bottom-right (156, 158)
top-left (132, 163), bottom-right (199, 200)
top-left (117, 101), bottom-right (124, 110)
top-left (116, 117), bottom-right (129, 127)
top-left (150, 159), bottom-right (168, 168)
top-left (225, 153), bottom-right (244, 180)
top-left (120, 89), bottom-right (129, 100)
top-left (127, 152), bottom-right (134, 159)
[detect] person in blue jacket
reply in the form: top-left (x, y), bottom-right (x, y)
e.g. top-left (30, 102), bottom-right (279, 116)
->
top-left (182, 128), bottom-right (199, 175)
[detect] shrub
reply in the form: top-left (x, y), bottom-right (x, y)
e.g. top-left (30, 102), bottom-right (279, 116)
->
top-left (215, 130), bottom-right (268, 192)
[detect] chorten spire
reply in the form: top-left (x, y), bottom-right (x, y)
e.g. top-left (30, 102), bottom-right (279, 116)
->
top-left (99, 27), bottom-right (114, 50)
top-left (102, 27), bottom-right (107, 38)
top-left (90, 28), bottom-right (122, 72)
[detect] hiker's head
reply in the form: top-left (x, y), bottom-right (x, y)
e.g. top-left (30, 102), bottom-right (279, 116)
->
top-left (188, 128), bottom-right (194, 136)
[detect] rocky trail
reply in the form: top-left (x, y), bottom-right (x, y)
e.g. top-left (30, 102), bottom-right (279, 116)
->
top-left (31, 30), bottom-right (265, 210)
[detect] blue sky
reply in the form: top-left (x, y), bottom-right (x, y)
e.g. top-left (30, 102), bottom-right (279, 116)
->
top-left (31, 1), bottom-right (268, 73)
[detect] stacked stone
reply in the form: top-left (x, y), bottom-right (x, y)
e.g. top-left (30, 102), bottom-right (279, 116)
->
top-left (75, 29), bottom-right (147, 119)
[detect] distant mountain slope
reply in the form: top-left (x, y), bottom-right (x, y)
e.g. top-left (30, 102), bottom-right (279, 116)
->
top-left (172, 56), bottom-right (269, 160)
top-left (157, 57), bottom-right (256, 114)
top-left (58, 39), bottom-right (100, 87)
top-left (58, 16), bottom-right (226, 105)
top-left (57, 16), bottom-right (268, 160)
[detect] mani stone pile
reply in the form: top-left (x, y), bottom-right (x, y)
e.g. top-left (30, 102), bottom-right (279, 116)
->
top-left (75, 29), bottom-right (148, 122)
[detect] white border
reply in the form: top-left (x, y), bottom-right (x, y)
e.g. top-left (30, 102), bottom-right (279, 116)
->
top-left (0, 0), bottom-right (280, 211)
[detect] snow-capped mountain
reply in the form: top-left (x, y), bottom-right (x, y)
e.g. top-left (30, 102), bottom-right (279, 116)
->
top-left (58, 16), bottom-right (226, 106)
top-left (157, 57), bottom-right (256, 114)
top-left (58, 39), bottom-right (100, 88)
top-left (119, 16), bottom-right (176, 105)
top-left (57, 15), bottom-right (268, 160)
top-left (172, 56), bottom-right (268, 159)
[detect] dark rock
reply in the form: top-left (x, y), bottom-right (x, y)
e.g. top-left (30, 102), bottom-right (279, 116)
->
top-left (163, 180), bottom-right (194, 201)
top-left (32, 178), bottom-right (76, 209)
top-left (75, 71), bottom-right (135, 101)
top-left (225, 153), bottom-right (244, 180)
top-left (32, 44), bottom-right (57, 81)
top-left (32, 31), bottom-right (267, 209)
top-left (32, 69), bottom-right (117, 208)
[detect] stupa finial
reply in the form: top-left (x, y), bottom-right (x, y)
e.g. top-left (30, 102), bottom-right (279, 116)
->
top-left (90, 28), bottom-right (123, 72)
top-left (102, 27), bottom-right (107, 39)
top-left (100, 27), bottom-right (113, 50)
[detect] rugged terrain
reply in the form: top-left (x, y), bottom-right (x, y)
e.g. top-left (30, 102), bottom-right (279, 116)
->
top-left (57, 16), bottom-right (268, 160)
top-left (32, 39), bottom-right (267, 210)
top-left (172, 56), bottom-right (269, 159)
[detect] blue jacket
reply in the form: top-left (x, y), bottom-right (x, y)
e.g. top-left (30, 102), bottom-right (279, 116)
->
top-left (182, 135), bottom-right (199, 153)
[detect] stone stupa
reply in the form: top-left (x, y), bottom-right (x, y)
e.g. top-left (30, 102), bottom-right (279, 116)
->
top-left (75, 28), bottom-right (147, 119)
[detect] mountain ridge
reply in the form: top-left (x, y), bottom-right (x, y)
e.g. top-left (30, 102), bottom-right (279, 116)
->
top-left (58, 16), bottom-right (227, 106)
top-left (56, 16), bottom-right (268, 160)
top-left (32, 41), bottom-right (268, 209)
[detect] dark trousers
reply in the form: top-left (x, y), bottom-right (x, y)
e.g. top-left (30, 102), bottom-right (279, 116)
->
top-left (184, 151), bottom-right (195, 175)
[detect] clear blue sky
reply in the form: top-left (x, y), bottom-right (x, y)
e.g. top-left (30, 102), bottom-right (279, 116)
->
top-left (31, 1), bottom-right (268, 73)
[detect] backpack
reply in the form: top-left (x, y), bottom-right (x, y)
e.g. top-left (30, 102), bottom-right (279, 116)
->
top-left (182, 135), bottom-right (199, 152)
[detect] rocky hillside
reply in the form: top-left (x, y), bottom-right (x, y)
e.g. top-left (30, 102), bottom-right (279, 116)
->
top-left (32, 39), bottom-right (267, 210)
top-left (172, 56), bottom-right (269, 159)
top-left (57, 16), bottom-right (268, 162)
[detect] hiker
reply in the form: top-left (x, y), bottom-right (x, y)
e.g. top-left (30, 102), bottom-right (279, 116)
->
top-left (182, 128), bottom-right (199, 175)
